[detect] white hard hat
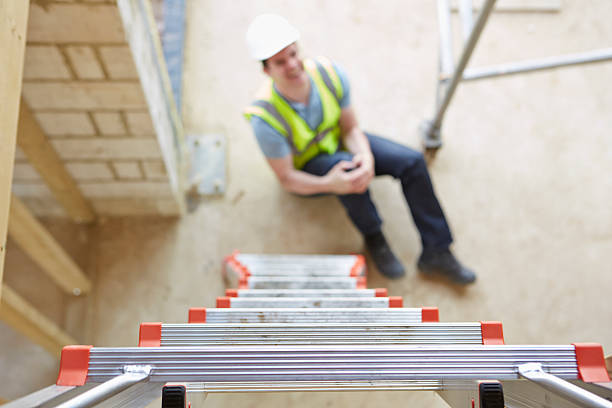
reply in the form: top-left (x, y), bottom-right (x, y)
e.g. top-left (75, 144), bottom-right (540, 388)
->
top-left (246, 14), bottom-right (300, 61)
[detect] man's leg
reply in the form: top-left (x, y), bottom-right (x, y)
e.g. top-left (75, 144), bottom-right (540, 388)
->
top-left (367, 134), bottom-right (452, 248)
top-left (302, 151), bottom-right (405, 278)
top-left (367, 133), bottom-right (476, 284)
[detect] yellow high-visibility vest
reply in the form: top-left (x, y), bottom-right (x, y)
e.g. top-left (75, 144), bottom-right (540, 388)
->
top-left (244, 57), bottom-right (345, 169)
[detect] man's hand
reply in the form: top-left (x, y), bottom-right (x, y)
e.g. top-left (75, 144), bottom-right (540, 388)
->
top-left (324, 160), bottom-right (359, 195)
top-left (350, 153), bottom-right (375, 193)
top-left (324, 154), bottom-right (375, 195)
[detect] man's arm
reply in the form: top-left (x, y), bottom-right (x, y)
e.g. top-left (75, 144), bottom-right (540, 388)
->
top-left (339, 106), bottom-right (372, 159)
top-left (267, 154), bottom-right (358, 195)
top-left (333, 62), bottom-right (374, 191)
top-left (338, 106), bottom-right (375, 193)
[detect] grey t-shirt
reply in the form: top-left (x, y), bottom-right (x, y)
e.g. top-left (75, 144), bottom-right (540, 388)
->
top-left (250, 63), bottom-right (351, 158)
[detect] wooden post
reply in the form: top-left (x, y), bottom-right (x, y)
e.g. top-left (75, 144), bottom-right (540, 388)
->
top-left (0, 284), bottom-right (77, 357)
top-left (17, 99), bottom-right (96, 224)
top-left (8, 195), bottom-right (92, 295)
top-left (0, 0), bottom-right (31, 301)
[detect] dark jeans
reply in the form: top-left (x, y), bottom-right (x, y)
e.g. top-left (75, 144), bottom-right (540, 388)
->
top-left (301, 133), bottom-right (453, 250)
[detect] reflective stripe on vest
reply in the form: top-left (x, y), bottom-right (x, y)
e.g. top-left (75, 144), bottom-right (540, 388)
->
top-left (314, 56), bottom-right (343, 101)
top-left (244, 57), bottom-right (344, 169)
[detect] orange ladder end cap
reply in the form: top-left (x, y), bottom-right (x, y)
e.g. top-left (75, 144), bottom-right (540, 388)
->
top-left (227, 258), bottom-right (251, 277)
top-left (421, 307), bottom-right (439, 322)
top-left (239, 276), bottom-right (249, 289)
top-left (350, 255), bottom-right (366, 277)
top-left (374, 288), bottom-right (388, 297)
top-left (138, 323), bottom-right (162, 347)
top-left (572, 343), bottom-right (611, 382)
top-left (56, 345), bottom-right (93, 386)
top-left (228, 255), bottom-right (251, 277)
top-left (226, 289), bottom-right (238, 297)
top-left (188, 308), bottom-right (206, 323)
top-left (239, 264), bottom-right (251, 276)
top-left (388, 296), bottom-right (403, 308)
top-left (356, 276), bottom-right (367, 289)
top-left (222, 251), bottom-right (240, 278)
top-left (223, 250), bottom-right (240, 264)
top-left (480, 321), bottom-right (504, 345)
top-left (217, 297), bottom-right (231, 308)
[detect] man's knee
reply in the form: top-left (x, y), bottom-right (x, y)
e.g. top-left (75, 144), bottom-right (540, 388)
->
top-left (400, 150), bottom-right (428, 179)
top-left (303, 151), bottom-right (353, 176)
top-left (411, 150), bottom-right (427, 169)
top-left (331, 151), bottom-right (354, 164)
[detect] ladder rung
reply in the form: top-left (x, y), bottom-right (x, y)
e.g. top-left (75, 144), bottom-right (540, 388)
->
top-left (187, 307), bottom-right (439, 323)
top-left (235, 253), bottom-right (362, 265)
top-left (226, 288), bottom-right (387, 297)
top-left (216, 296), bottom-right (403, 308)
top-left (229, 264), bottom-right (365, 276)
top-left (239, 276), bottom-right (367, 289)
top-left (60, 345), bottom-right (581, 385)
top-left (225, 253), bottom-right (367, 283)
top-left (183, 380), bottom-right (445, 392)
top-left (137, 322), bottom-right (505, 347)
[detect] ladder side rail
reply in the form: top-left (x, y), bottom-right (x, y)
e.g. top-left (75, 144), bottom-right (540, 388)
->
top-left (569, 381), bottom-right (612, 404)
top-left (517, 363), bottom-right (612, 408)
top-left (55, 365), bottom-right (152, 408)
top-left (502, 380), bottom-right (610, 408)
top-left (1, 385), bottom-right (81, 408)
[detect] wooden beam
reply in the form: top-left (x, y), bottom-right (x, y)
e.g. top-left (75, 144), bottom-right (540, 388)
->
top-left (0, 0), bottom-right (30, 301)
top-left (17, 99), bottom-right (96, 223)
top-left (8, 194), bottom-right (92, 295)
top-left (0, 284), bottom-right (77, 357)
top-left (117, 0), bottom-right (187, 214)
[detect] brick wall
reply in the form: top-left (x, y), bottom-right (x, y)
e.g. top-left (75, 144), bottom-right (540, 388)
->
top-left (13, 0), bottom-right (184, 217)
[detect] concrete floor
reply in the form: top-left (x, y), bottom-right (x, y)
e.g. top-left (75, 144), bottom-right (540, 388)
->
top-left (2, 1), bottom-right (612, 406)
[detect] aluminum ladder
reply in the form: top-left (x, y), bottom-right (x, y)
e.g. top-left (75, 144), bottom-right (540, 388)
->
top-left (6, 251), bottom-right (612, 408)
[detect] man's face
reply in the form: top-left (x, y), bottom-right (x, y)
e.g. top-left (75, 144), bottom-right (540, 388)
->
top-left (263, 43), bottom-right (307, 87)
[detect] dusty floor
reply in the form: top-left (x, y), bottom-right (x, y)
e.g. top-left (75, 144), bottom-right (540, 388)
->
top-left (2, 1), bottom-right (612, 406)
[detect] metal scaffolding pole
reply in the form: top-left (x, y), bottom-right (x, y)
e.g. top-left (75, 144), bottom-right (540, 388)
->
top-left (458, 0), bottom-right (474, 42)
top-left (458, 47), bottom-right (612, 81)
top-left (437, 0), bottom-right (455, 77)
top-left (421, 3), bottom-right (612, 156)
top-left (421, 0), bottom-right (497, 149)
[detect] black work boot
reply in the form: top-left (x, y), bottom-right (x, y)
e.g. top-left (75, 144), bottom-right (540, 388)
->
top-left (365, 231), bottom-right (405, 279)
top-left (417, 248), bottom-right (476, 285)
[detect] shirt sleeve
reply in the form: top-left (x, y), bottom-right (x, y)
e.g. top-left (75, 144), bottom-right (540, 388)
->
top-left (250, 115), bottom-right (291, 158)
top-left (333, 63), bottom-right (351, 109)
